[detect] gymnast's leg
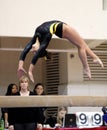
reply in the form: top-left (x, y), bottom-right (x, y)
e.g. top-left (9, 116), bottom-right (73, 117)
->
top-left (62, 24), bottom-right (103, 78)
top-left (62, 24), bottom-right (103, 66)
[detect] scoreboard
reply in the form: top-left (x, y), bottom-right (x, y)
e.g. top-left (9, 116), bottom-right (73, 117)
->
top-left (64, 112), bottom-right (104, 128)
top-left (76, 112), bottom-right (103, 127)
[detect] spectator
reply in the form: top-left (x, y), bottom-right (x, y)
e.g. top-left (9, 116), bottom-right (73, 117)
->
top-left (33, 83), bottom-right (47, 125)
top-left (45, 106), bottom-right (67, 128)
top-left (102, 106), bottom-right (107, 126)
top-left (13, 75), bottom-right (42, 130)
top-left (1, 83), bottom-right (18, 130)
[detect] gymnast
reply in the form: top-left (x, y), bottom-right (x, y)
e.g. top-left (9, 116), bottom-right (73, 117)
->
top-left (17, 20), bottom-right (104, 83)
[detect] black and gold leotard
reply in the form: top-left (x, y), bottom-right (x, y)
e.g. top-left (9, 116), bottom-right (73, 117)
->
top-left (20, 20), bottom-right (64, 65)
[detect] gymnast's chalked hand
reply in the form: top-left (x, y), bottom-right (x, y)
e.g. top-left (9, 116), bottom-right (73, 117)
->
top-left (28, 64), bottom-right (35, 83)
top-left (17, 67), bottom-right (27, 79)
top-left (28, 71), bottom-right (34, 83)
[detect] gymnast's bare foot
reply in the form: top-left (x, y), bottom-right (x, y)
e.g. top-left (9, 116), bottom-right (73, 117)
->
top-left (93, 58), bottom-right (104, 68)
top-left (83, 67), bottom-right (91, 79)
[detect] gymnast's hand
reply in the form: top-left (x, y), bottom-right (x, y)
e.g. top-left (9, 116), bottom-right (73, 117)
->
top-left (17, 60), bottom-right (27, 78)
top-left (28, 64), bottom-right (35, 83)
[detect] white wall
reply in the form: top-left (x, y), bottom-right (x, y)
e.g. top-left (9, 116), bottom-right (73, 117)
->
top-left (67, 81), bottom-right (107, 113)
top-left (0, 0), bottom-right (107, 39)
top-left (58, 51), bottom-right (107, 113)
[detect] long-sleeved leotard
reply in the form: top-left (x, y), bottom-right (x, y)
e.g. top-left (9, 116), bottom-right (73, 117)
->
top-left (20, 20), bottom-right (64, 65)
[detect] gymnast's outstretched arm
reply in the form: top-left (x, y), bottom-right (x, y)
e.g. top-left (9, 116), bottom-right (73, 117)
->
top-left (20, 35), bottom-right (36, 61)
top-left (28, 39), bottom-right (49, 83)
top-left (28, 43), bottom-right (49, 83)
top-left (17, 35), bottom-right (36, 78)
top-left (28, 34), bottom-right (51, 82)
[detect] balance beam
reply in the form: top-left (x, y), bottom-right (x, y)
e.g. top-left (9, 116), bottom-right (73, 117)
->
top-left (0, 95), bottom-right (107, 107)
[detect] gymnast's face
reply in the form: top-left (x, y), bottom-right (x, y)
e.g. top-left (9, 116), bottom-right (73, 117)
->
top-left (32, 43), bottom-right (40, 53)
